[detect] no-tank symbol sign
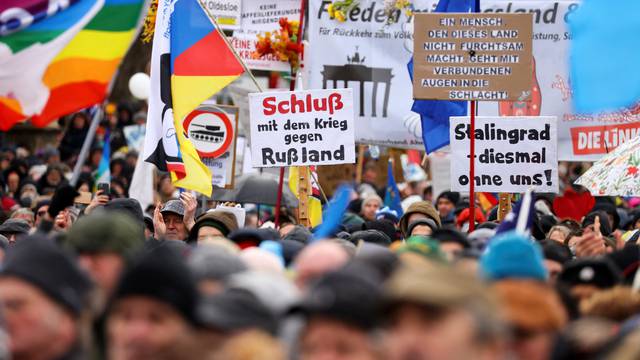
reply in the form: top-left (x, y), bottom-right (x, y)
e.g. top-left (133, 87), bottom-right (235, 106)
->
top-left (183, 104), bottom-right (234, 158)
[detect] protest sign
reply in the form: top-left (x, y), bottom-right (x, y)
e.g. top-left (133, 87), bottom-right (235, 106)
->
top-left (476, 1), bottom-right (640, 161)
top-left (413, 13), bottom-right (533, 101)
top-left (249, 88), bottom-right (356, 167)
top-left (230, 0), bottom-right (301, 71)
top-left (449, 116), bottom-right (558, 193)
top-left (184, 104), bottom-right (238, 188)
top-left (123, 124), bottom-right (145, 151)
top-left (202, 0), bottom-right (242, 30)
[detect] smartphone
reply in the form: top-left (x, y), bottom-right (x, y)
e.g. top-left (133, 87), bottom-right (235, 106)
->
top-left (97, 183), bottom-right (110, 196)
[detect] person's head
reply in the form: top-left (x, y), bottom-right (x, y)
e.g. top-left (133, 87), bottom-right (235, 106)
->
top-left (107, 245), bottom-right (199, 359)
top-left (294, 241), bottom-right (350, 289)
top-left (492, 280), bottom-right (567, 360)
top-left (407, 218), bottom-right (438, 237)
top-left (558, 258), bottom-right (623, 302)
top-left (0, 218), bottom-right (30, 244)
top-left (6, 171), bottom-right (20, 193)
top-left (436, 191), bottom-right (460, 218)
top-left (479, 231), bottom-right (548, 282)
top-left (71, 112), bottom-right (88, 129)
top-left (10, 208), bottom-right (34, 228)
top-left (188, 211), bottom-right (238, 244)
top-left (0, 235), bottom-right (92, 359)
top-left (34, 200), bottom-right (50, 227)
top-left (157, 174), bottom-right (175, 198)
top-left (431, 228), bottom-right (471, 261)
top-left (541, 241), bottom-right (572, 284)
top-left (362, 161), bottom-right (378, 183)
top-left (161, 200), bottom-right (187, 241)
top-left (382, 263), bottom-right (506, 360)
top-left (187, 245), bottom-right (247, 296)
top-left (398, 201), bottom-right (441, 238)
top-left (64, 214), bottom-right (144, 303)
top-left (293, 265), bottom-right (382, 360)
top-left (45, 165), bottom-right (63, 186)
top-left (360, 194), bottom-right (382, 221)
top-left (547, 225), bottom-right (571, 244)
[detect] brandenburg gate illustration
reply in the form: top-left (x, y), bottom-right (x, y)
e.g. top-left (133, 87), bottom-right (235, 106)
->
top-left (321, 48), bottom-right (394, 118)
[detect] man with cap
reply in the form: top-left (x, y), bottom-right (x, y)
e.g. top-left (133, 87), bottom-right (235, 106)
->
top-left (290, 265), bottom-right (382, 360)
top-left (106, 244), bottom-right (202, 359)
top-left (398, 201), bottom-right (441, 238)
top-left (0, 235), bottom-right (92, 359)
top-left (152, 193), bottom-right (197, 241)
top-left (436, 191), bottom-right (460, 226)
top-left (187, 210), bottom-right (238, 244)
top-left (0, 218), bottom-right (30, 244)
top-left (382, 263), bottom-right (506, 360)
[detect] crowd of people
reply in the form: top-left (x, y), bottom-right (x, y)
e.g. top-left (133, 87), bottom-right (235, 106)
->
top-left (2, 108), bottom-right (640, 360)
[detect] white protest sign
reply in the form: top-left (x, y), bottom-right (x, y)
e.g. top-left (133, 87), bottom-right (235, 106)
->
top-left (183, 104), bottom-right (238, 188)
top-left (230, 0), bottom-right (301, 71)
top-left (202, 0), bottom-right (242, 30)
top-left (450, 116), bottom-right (558, 193)
top-left (249, 88), bottom-right (356, 167)
top-left (123, 124), bottom-right (145, 151)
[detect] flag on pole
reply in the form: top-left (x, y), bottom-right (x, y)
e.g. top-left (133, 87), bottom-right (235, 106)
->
top-left (0, 0), bottom-right (145, 130)
top-left (143, 0), bottom-right (244, 196)
top-left (496, 190), bottom-right (535, 236)
top-left (95, 129), bottom-right (111, 186)
top-left (384, 160), bottom-right (403, 217)
top-left (407, 0), bottom-right (479, 153)
top-left (289, 166), bottom-right (323, 227)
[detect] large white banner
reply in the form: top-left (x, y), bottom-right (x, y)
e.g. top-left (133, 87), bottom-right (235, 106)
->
top-left (231, 0), bottom-right (301, 71)
top-left (308, 0), bottom-right (640, 160)
top-left (450, 116), bottom-right (558, 193)
top-left (249, 88), bottom-right (356, 167)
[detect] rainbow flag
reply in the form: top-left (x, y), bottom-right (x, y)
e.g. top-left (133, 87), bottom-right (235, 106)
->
top-left (0, 0), bottom-right (144, 130)
top-left (144, 0), bottom-right (244, 196)
top-left (478, 192), bottom-right (499, 213)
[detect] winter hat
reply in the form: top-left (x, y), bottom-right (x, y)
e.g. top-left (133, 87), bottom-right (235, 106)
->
top-left (407, 218), bottom-right (438, 236)
top-left (0, 218), bottom-right (30, 236)
top-left (354, 242), bottom-right (399, 279)
top-left (431, 228), bottom-right (471, 249)
top-left (351, 229), bottom-right (392, 246)
top-left (593, 202), bottom-right (620, 230)
top-left (64, 213), bottom-right (144, 258)
top-left (160, 199), bottom-right (185, 217)
top-left (364, 219), bottom-right (398, 242)
top-left (375, 207), bottom-right (400, 224)
top-left (436, 191), bottom-right (460, 206)
top-left (198, 288), bottom-right (278, 334)
top-left (289, 264), bottom-right (382, 330)
top-left (187, 245), bottom-right (247, 282)
top-left (188, 211), bottom-right (238, 242)
top-left (398, 201), bottom-right (441, 237)
top-left (558, 258), bottom-right (622, 289)
top-left (0, 235), bottom-right (92, 315)
top-left (111, 244), bottom-right (199, 325)
top-left (479, 231), bottom-right (547, 282)
top-left (103, 198), bottom-right (144, 224)
top-left (396, 236), bottom-right (447, 263)
top-left (361, 194), bottom-right (383, 209)
top-left (283, 225), bottom-right (313, 244)
top-left (541, 240), bottom-right (572, 265)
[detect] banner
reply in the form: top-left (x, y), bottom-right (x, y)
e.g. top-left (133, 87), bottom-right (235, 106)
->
top-left (230, 0), bottom-right (300, 71)
top-left (413, 13), bottom-right (533, 101)
top-left (183, 104), bottom-right (239, 188)
top-left (450, 116), bottom-right (558, 193)
top-left (249, 88), bottom-right (356, 167)
top-left (478, 0), bottom-right (640, 161)
top-left (202, 0), bottom-right (242, 30)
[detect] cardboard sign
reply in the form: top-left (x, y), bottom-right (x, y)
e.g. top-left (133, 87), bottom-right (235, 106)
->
top-left (249, 88), bottom-right (356, 167)
top-left (184, 104), bottom-right (239, 188)
top-left (230, 0), bottom-right (301, 71)
top-left (202, 0), bottom-right (242, 30)
top-left (450, 116), bottom-right (558, 193)
top-left (413, 13), bottom-right (533, 101)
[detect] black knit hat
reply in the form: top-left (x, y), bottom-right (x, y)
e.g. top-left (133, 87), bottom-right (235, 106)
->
top-left (289, 264), bottom-right (382, 330)
top-left (351, 229), bottom-right (391, 246)
top-left (363, 219), bottom-right (398, 242)
top-left (111, 244), bottom-right (199, 325)
top-left (582, 211), bottom-right (612, 236)
top-left (558, 258), bottom-right (622, 289)
top-left (436, 191), bottom-right (460, 206)
top-left (0, 235), bottom-right (92, 315)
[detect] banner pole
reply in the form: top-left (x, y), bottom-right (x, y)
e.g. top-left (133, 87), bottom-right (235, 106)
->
top-left (275, 0), bottom-right (306, 228)
top-left (469, 100), bottom-right (476, 232)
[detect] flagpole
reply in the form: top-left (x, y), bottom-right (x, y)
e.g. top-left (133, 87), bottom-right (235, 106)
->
top-left (197, 0), bottom-right (265, 93)
top-left (469, 100), bottom-right (476, 232)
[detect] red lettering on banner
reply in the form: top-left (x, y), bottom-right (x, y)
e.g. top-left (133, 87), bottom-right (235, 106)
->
top-left (262, 93), bottom-right (343, 116)
top-left (571, 122), bottom-right (640, 155)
